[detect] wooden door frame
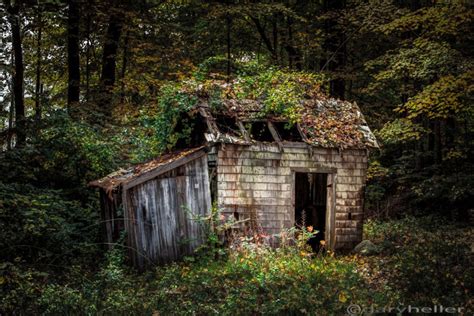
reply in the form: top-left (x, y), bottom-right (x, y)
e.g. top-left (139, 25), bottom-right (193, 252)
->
top-left (290, 167), bottom-right (337, 250)
top-left (326, 173), bottom-right (337, 250)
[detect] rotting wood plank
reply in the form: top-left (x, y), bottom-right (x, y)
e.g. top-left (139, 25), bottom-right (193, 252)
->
top-left (126, 155), bottom-right (211, 268)
top-left (123, 149), bottom-right (207, 190)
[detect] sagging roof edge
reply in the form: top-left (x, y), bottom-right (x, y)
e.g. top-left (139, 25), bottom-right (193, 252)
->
top-left (88, 146), bottom-right (207, 193)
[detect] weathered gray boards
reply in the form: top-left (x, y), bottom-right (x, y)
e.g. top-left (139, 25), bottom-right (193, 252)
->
top-left (90, 92), bottom-right (377, 268)
top-left (90, 148), bottom-right (211, 268)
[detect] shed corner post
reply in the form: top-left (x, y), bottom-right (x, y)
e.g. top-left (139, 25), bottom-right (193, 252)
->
top-left (326, 172), bottom-right (337, 251)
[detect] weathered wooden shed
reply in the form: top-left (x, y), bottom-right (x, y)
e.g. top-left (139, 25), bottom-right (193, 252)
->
top-left (90, 84), bottom-right (378, 268)
top-left (90, 147), bottom-right (212, 267)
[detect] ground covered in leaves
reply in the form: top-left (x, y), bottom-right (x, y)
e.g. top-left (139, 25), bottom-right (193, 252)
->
top-left (1, 215), bottom-right (472, 315)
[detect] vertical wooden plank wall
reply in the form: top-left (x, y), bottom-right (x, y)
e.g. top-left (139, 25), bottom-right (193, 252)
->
top-left (99, 189), bottom-right (123, 249)
top-left (126, 155), bottom-right (211, 267)
top-left (216, 143), bottom-right (368, 249)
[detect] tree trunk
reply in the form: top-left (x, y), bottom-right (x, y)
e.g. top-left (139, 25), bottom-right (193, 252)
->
top-left (35, 6), bottom-right (42, 122)
top-left (99, 7), bottom-right (124, 114)
top-left (120, 30), bottom-right (130, 103)
top-left (285, 16), bottom-right (302, 70)
top-left (85, 2), bottom-right (92, 103)
top-left (320, 0), bottom-right (346, 99)
top-left (272, 14), bottom-right (278, 63)
top-left (226, 13), bottom-right (231, 80)
top-left (7, 58), bottom-right (14, 150)
top-left (250, 16), bottom-right (277, 61)
top-left (67, 0), bottom-right (81, 109)
top-left (7, 1), bottom-right (25, 146)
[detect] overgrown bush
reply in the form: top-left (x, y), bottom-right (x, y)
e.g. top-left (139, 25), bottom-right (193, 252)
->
top-left (363, 216), bottom-right (473, 309)
top-left (0, 111), bottom-right (121, 314)
top-left (3, 216), bottom-right (471, 314)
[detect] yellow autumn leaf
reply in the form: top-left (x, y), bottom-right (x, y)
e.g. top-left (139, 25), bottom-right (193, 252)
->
top-left (339, 292), bottom-right (348, 303)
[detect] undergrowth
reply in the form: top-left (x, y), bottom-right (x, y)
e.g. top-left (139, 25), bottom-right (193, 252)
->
top-left (2, 215), bottom-right (471, 315)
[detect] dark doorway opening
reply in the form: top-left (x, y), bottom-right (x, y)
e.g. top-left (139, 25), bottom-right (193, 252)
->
top-left (295, 173), bottom-right (327, 250)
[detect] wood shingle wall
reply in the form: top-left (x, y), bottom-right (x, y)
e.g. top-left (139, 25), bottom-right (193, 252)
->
top-left (216, 143), bottom-right (368, 249)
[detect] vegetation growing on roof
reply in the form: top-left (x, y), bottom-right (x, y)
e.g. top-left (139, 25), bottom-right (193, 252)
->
top-left (128, 66), bottom-right (371, 159)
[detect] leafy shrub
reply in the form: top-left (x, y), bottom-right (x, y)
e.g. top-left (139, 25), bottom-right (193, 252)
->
top-left (0, 262), bottom-right (46, 314)
top-left (0, 111), bottom-right (120, 193)
top-left (4, 216), bottom-right (471, 314)
top-left (147, 249), bottom-right (383, 315)
top-left (363, 216), bottom-right (473, 309)
top-left (31, 224), bottom-right (389, 315)
top-left (0, 182), bottom-right (99, 264)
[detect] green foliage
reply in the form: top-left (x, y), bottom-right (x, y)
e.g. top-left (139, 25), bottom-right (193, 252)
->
top-left (231, 68), bottom-right (327, 122)
top-left (1, 1), bottom-right (473, 314)
top-left (377, 118), bottom-right (426, 144)
top-left (0, 111), bottom-right (120, 314)
top-left (193, 55), bottom-right (231, 81)
top-left (401, 71), bottom-right (474, 120)
top-left (0, 182), bottom-right (100, 314)
top-left (378, 4), bottom-right (473, 38)
top-left (368, 38), bottom-right (460, 87)
top-left (363, 2), bottom-right (474, 217)
top-left (412, 171), bottom-right (474, 213)
top-left (124, 84), bottom-right (198, 162)
top-left (38, 247), bottom-right (148, 314)
top-left (0, 111), bottom-right (120, 190)
top-left (30, 244), bottom-right (385, 315)
top-left (191, 66), bottom-right (326, 122)
top-left (0, 182), bottom-right (99, 264)
top-left (149, 251), bottom-right (377, 315)
top-left (121, 66), bottom-right (327, 163)
top-left (363, 216), bottom-right (473, 308)
top-left (7, 217), bottom-right (469, 315)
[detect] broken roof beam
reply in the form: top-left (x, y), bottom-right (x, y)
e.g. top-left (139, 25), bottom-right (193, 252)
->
top-left (296, 123), bottom-right (310, 143)
top-left (267, 121), bottom-right (284, 152)
top-left (198, 105), bottom-right (219, 135)
top-left (236, 121), bottom-right (251, 142)
top-left (295, 123), bottom-right (316, 156)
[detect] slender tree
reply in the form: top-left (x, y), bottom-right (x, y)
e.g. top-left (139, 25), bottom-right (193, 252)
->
top-left (67, 0), bottom-right (81, 108)
top-left (6, 0), bottom-right (25, 146)
top-left (35, 4), bottom-right (42, 121)
top-left (99, 5), bottom-right (124, 114)
top-left (120, 29), bottom-right (130, 103)
top-left (85, 1), bottom-right (92, 102)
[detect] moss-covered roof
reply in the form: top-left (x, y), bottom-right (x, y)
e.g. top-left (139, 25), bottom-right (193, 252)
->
top-left (189, 78), bottom-right (378, 149)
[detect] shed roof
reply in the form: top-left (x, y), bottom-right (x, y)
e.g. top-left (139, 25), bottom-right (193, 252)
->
top-left (193, 87), bottom-right (379, 148)
top-left (89, 146), bottom-right (206, 193)
top-left (90, 76), bottom-right (378, 193)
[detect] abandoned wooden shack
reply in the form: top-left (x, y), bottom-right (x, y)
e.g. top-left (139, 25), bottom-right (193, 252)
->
top-left (90, 82), bottom-right (378, 268)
